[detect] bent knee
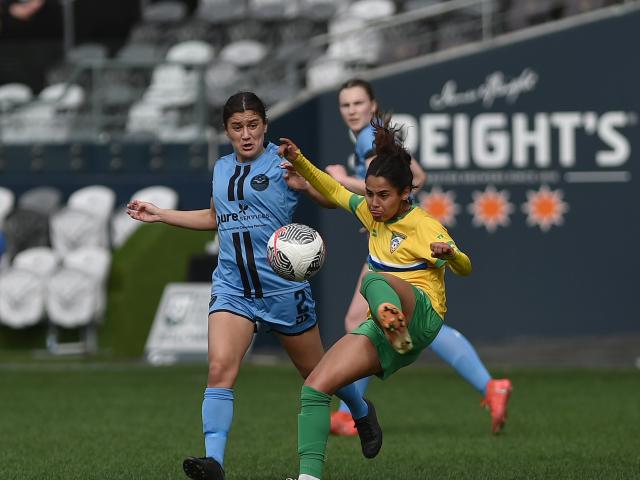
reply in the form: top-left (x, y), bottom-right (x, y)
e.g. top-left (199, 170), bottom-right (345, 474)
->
top-left (359, 271), bottom-right (386, 296)
top-left (345, 313), bottom-right (365, 332)
top-left (304, 369), bottom-right (335, 394)
top-left (207, 359), bottom-right (240, 387)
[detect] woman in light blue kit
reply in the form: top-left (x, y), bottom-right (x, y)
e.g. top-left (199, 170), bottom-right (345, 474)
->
top-left (127, 92), bottom-right (381, 480)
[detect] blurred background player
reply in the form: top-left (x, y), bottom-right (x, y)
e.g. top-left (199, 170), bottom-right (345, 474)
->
top-left (326, 79), bottom-right (512, 436)
top-left (127, 92), bottom-right (374, 480)
top-left (279, 118), bottom-right (474, 480)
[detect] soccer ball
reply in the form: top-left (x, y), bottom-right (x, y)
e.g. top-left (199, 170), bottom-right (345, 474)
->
top-left (267, 223), bottom-right (326, 282)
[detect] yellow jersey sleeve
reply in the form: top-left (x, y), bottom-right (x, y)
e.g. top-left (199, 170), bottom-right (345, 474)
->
top-left (293, 151), bottom-right (374, 230)
top-left (422, 221), bottom-right (472, 276)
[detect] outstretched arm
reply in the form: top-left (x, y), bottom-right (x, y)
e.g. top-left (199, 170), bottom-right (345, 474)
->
top-left (325, 164), bottom-right (366, 195)
top-left (279, 138), bottom-right (355, 211)
top-left (127, 198), bottom-right (218, 231)
top-left (282, 163), bottom-right (336, 209)
top-left (431, 242), bottom-right (472, 276)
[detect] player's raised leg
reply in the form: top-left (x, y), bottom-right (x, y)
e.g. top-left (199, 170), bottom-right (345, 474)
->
top-left (183, 311), bottom-right (255, 480)
top-left (360, 272), bottom-right (416, 354)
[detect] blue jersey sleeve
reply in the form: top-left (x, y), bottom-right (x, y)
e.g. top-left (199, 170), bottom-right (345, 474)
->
top-left (355, 125), bottom-right (376, 163)
top-left (354, 125), bottom-right (376, 179)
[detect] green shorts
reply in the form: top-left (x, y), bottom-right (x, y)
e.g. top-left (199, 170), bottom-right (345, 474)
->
top-left (351, 286), bottom-right (443, 380)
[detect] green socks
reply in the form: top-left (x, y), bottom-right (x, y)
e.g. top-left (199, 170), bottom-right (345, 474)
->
top-left (298, 386), bottom-right (332, 479)
top-left (359, 272), bottom-right (402, 320)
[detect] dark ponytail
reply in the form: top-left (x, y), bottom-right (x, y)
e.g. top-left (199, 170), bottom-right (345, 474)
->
top-left (366, 113), bottom-right (414, 193)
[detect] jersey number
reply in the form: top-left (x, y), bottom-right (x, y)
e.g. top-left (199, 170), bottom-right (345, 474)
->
top-left (294, 289), bottom-right (309, 324)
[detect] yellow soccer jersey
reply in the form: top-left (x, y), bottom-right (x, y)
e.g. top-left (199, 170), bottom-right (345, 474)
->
top-left (293, 151), bottom-right (471, 319)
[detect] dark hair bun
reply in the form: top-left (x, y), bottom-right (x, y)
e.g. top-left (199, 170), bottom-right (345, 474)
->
top-left (372, 114), bottom-right (411, 165)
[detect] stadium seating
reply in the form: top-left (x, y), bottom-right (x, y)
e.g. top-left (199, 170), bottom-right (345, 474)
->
top-left (0, 247), bottom-right (59, 328)
top-left (143, 1), bottom-right (188, 24)
top-left (18, 186), bottom-right (63, 215)
top-left (166, 40), bottom-right (215, 66)
top-left (0, 0), bottom-right (627, 146)
top-left (49, 185), bottom-right (115, 255)
top-left (299, 0), bottom-right (341, 21)
top-left (0, 187), bottom-right (15, 230)
top-left (3, 208), bottom-right (51, 263)
top-left (196, 0), bottom-right (248, 24)
top-left (219, 40), bottom-right (268, 69)
top-left (45, 246), bottom-right (111, 329)
top-left (0, 83), bottom-right (33, 111)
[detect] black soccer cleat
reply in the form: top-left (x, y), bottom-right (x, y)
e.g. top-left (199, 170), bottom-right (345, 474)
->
top-left (354, 398), bottom-right (383, 459)
top-left (183, 456), bottom-right (225, 480)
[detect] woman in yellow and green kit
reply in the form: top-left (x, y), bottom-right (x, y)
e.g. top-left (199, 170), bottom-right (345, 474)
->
top-left (278, 117), bottom-right (473, 480)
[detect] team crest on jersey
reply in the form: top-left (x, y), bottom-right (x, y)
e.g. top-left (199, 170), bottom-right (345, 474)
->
top-left (250, 174), bottom-right (269, 191)
top-left (390, 231), bottom-right (406, 253)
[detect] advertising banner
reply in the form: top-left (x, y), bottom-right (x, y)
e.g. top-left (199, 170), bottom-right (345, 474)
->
top-left (273, 8), bottom-right (640, 342)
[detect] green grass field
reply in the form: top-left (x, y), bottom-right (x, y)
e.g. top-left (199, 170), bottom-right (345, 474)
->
top-left (1, 363), bottom-right (638, 480)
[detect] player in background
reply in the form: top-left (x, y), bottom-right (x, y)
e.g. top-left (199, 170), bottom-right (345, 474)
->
top-left (279, 118), bottom-right (474, 480)
top-left (127, 92), bottom-right (380, 480)
top-left (326, 79), bottom-right (511, 436)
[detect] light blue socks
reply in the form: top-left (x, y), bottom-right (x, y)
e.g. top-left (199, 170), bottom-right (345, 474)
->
top-left (202, 387), bottom-right (234, 466)
top-left (429, 324), bottom-right (491, 394)
top-left (338, 376), bottom-right (371, 414)
top-left (335, 381), bottom-right (368, 419)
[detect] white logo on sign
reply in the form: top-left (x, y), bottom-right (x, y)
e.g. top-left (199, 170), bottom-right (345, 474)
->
top-left (430, 69), bottom-right (539, 110)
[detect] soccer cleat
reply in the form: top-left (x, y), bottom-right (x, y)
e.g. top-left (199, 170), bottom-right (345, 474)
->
top-left (354, 398), bottom-right (383, 459)
top-left (330, 410), bottom-right (358, 436)
top-left (481, 378), bottom-right (513, 434)
top-left (183, 456), bottom-right (225, 480)
top-left (376, 302), bottom-right (413, 354)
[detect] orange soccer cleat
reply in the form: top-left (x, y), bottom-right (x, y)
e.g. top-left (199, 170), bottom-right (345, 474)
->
top-left (376, 303), bottom-right (413, 354)
top-left (330, 410), bottom-right (358, 436)
top-left (481, 378), bottom-right (513, 434)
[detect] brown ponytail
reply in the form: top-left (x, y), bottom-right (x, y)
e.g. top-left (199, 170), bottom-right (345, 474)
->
top-left (367, 113), bottom-right (414, 193)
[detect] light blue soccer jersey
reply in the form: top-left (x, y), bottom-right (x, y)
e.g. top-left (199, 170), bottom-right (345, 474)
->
top-left (212, 142), bottom-right (309, 297)
top-left (353, 124), bottom-right (376, 179)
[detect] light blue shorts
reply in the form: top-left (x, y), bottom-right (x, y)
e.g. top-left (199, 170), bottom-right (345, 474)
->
top-left (208, 285), bottom-right (318, 335)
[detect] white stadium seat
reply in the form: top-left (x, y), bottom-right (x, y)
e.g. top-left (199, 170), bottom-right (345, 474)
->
top-left (205, 61), bottom-right (241, 106)
top-left (0, 187), bottom-right (15, 230)
top-left (0, 247), bottom-right (60, 328)
top-left (349, 0), bottom-right (396, 21)
top-left (219, 40), bottom-right (268, 69)
top-left (39, 83), bottom-right (85, 110)
top-left (50, 208), bottom-right (109, 256)
top-left (143, 1), bottom-right (187, 23)
top-left (306, 56), bottom-right (350, 90)
top-left (166, 41), bottom-right (215, 66)
top-left (0, 83), bottom-right (33, 111)
top-left (67, 185), bottom-right (116, 222)
top-left (13, 247), bottom-right (60, 276)
top-left (197, 0), bottom-right (247, 24)
top-left (46, 247), bottom-right (111, 328)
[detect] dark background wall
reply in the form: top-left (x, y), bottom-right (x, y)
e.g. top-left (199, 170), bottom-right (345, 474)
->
top-left (270, 9), bottom-right (640, 347)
